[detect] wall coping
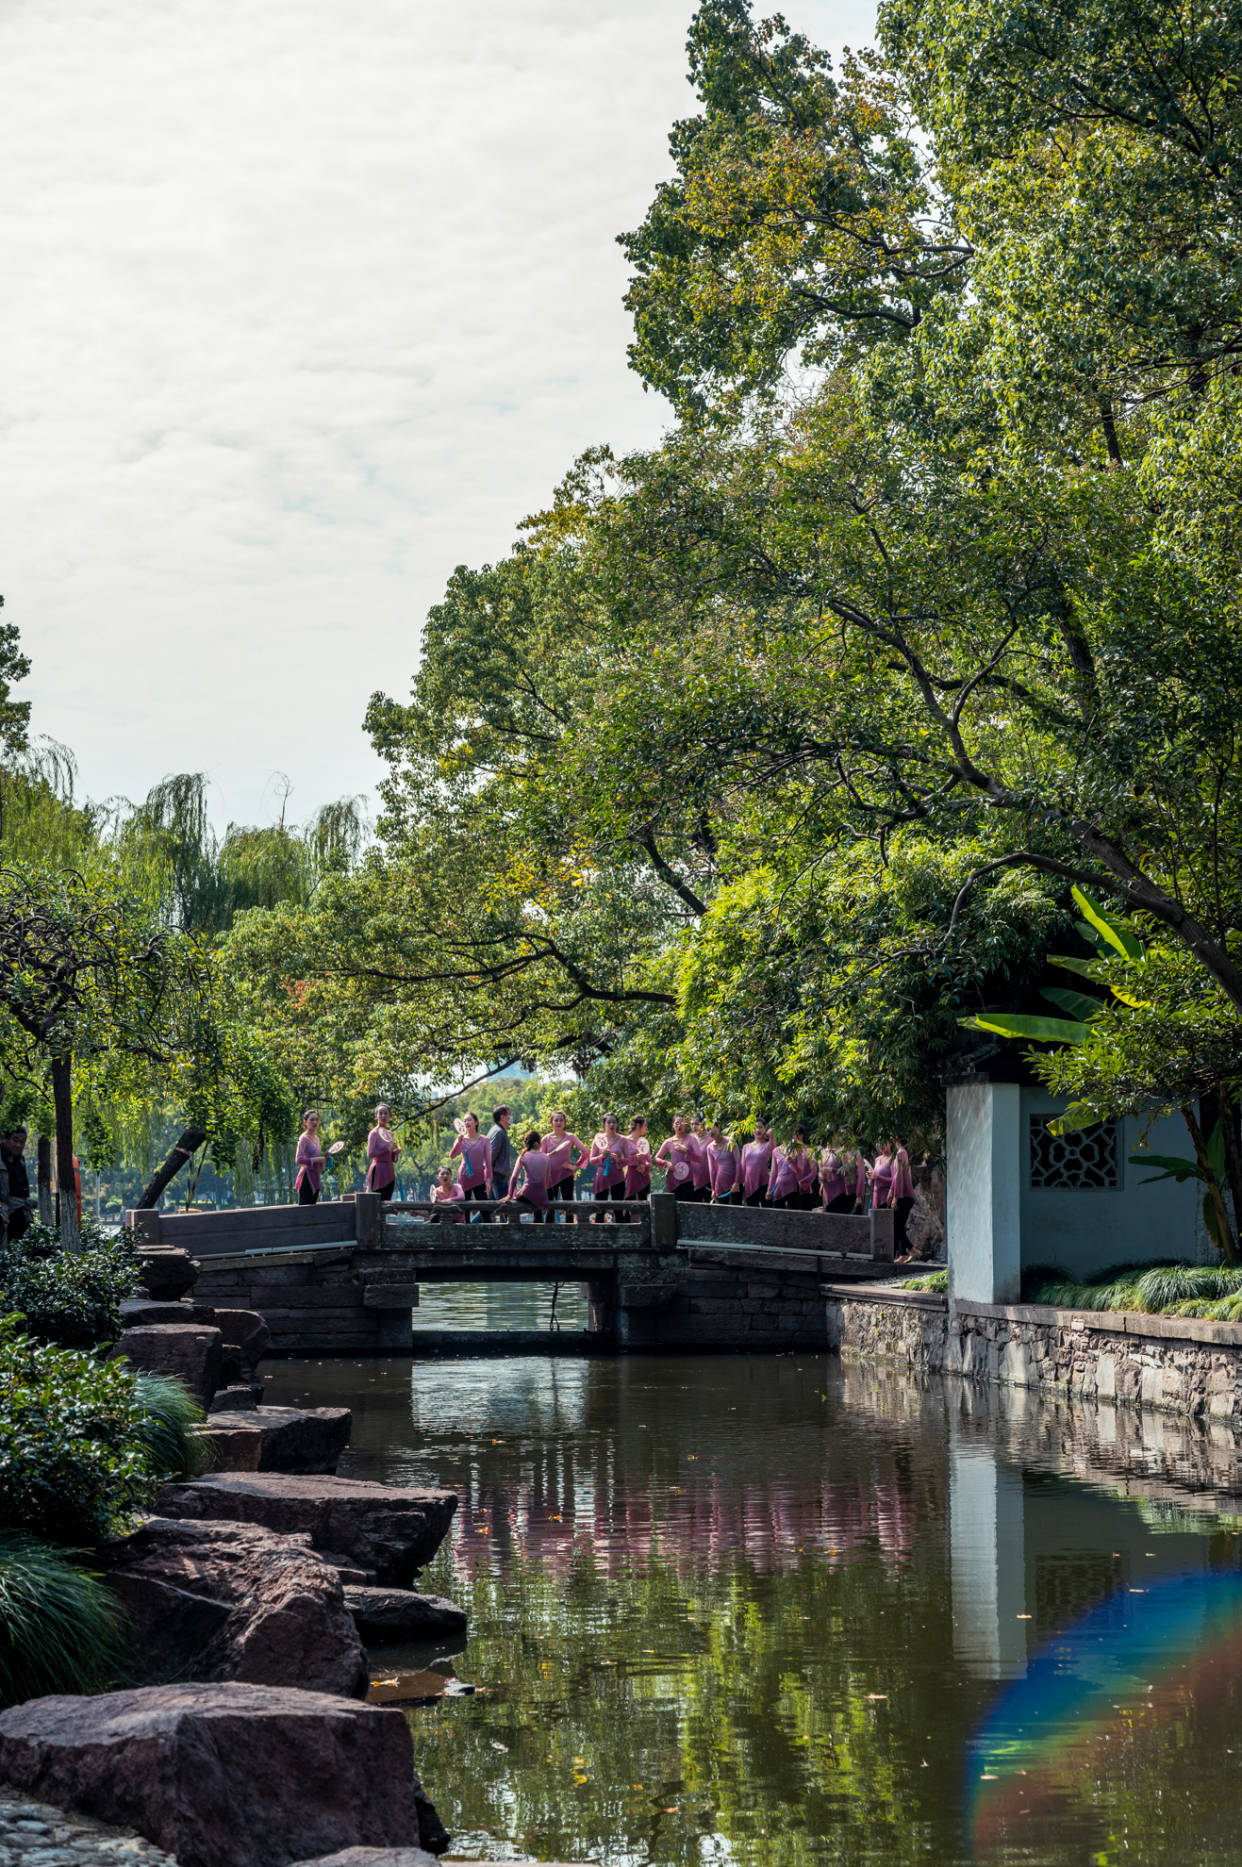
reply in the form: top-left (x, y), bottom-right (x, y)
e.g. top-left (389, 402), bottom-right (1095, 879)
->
top-left (823, 1284), bottom-right (1242, 1348)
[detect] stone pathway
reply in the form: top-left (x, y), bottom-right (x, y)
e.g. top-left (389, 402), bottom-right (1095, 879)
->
top-left (0, 1797), bottom-right (175, 1867)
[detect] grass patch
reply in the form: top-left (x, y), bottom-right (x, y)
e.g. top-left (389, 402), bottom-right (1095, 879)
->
top-left (1028, 1262), bottom-right (1242, 1317)
top-left (901, 1268), bottom-right (948, 1293)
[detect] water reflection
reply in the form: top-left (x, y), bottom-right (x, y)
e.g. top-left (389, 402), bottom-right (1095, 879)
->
top-left (264, 1351), bottom-right (1242, 1866)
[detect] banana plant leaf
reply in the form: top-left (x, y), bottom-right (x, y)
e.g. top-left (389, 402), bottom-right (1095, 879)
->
top-left (1051, 954), bottom-right (1106, 980)
top-left (1048, 1102), bottom-right (1106, 1135)
top-left (1072, 886), bottom-right (1145, 960)
top-left (1042, 986), bottom-right (1105, 1021)
top-left (1128, 1152), bottom-right (1208, 1184)
top-left (961, 1012), bottom-right (1095, 1044)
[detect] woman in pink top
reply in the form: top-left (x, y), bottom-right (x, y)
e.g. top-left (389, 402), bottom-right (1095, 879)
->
top-left (541, 1111), bottom-right (589, 1214)
top-left (869, 1144), bottom-right (896, 1218)
top-left (625, 1118), bottom-right (652, 1199)
top-left (450, 1112), bottom-right (493, 1205)
top-left (429, 1164), bottom-right (465, 1224)
top-left (295, 1110), bottom-right (326, 1206)
top-left (366, 1104), bottom-right (401, 1201)
top-left (705, 1122), bottom-right (739, 1202)
top-left (509, 1128), bottom-right (554, 1221)
top-left (768, 1127), bottom-right (816, 1208)
top-left (689, 1117), bottom-right (712, 1202)
top-left (819, 1136), bottom-right (867, 1214)
top-left (739, 1120), bottom-right (774, 1207)
top-left (888, 1139), bottom-right (917, 1258)
top-left (655, 1114), bottom-right (699, 1200)
top-left (587, 1114), bottom-right (630, 1215)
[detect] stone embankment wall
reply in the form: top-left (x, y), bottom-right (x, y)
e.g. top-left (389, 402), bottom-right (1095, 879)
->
top-left (825, 1286), bottom-right (1242, 1423)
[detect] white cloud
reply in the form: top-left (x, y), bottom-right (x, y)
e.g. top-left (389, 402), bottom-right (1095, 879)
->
top-left (0, 0), bottom-right (874, 829)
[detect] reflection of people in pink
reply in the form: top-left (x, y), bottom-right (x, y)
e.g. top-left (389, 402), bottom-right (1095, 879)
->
top-left (819, 1136), bottom-right (866, 1214)
top-left (705, 1122), bottom-right (739, 1201)
top-left (739, 1121), bottom-right (773, 1206)
top-left (624, 1118), bottom-right (651, 1199)
top-left (509, 1129), bottom-right (553, 1221)
top-left (450, 1112), bottom-right (493, 1205)
top-left (541, 1111), bottom-right (588, 1212)
top-left (294, 1110), bottom-right (325, 1206)
top-left (588, 1113), bottom-right (629, 1214)
top-left (655, 1114), bottom-right (699, 1200)
top-left (429, 1164), bottom-right (464, 1223)
top-left (366, 1104), bottom-right (400, 1201)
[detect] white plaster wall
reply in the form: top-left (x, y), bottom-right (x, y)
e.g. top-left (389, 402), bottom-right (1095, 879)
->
top-left (1020, 1093), bottom-right (1205, 1279)
top-left (947, 1082), bottom-right (1022, 1304)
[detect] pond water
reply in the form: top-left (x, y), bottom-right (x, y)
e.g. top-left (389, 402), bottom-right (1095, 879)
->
top-left (265, 1329), bottom-right (1242, 1867)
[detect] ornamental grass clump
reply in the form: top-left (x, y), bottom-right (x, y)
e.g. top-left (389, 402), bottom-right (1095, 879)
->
top-left (0, 1533), bottom-right (121, 1707)
top-left (1030, 1264), bottom-right (1242, 1317)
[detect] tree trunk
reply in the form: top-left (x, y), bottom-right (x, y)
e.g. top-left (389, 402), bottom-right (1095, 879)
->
top-left (137, 1127), bottom-right (207, 1210)
top-left (36, 1135), bottom-right (52, 1225)
top-left (50, 1053), bottom-right (79, 1249)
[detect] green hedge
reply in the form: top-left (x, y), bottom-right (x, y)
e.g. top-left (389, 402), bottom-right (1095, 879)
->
top-left (0, 1220), bottom-right (139, 1350)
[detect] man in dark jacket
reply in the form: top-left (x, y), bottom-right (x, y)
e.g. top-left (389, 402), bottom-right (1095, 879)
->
top-left (486, 1106), bottom-right (513, 1191)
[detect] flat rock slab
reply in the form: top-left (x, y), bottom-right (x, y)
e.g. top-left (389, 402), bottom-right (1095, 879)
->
top-left (344, 1589), bottom-right (467, 1643)
top-left (209, 1384), bottom-right (262, 1414)
top-left (293, 1852), bottom-right (440, 1867)
top-left (157, 1474), bottom-right (458, 1586)
top-left (201, 1407), bottom-right (353, 1475)
top-left (0, 1683), bottom-right (421, 1867)
top-left (110, 1325), bottom-right (223, 1407)
top-left (120, 1298), bottom-right (216, 1328)
top-left (100, 1518), bottom-right (368, 1699)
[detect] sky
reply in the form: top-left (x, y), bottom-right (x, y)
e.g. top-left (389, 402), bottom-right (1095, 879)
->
top-left (1, 0), bottom-right (873, 833)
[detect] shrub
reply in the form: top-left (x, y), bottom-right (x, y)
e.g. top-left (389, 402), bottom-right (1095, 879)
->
top-left (0, 1533), bottom-right (122, 1706)
top-left (0, 1226), bottom-right (139, 1350)
top-left (0, 1319), bottom-right (196, 1544)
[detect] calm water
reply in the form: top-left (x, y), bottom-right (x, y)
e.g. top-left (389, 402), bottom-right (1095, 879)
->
top-left (265, 1330), bottom-right (1242, 1867)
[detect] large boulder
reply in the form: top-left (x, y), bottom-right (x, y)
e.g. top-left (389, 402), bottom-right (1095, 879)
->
top-left (111, 1324), bottom-right (223, 1407)
top-left (120, 1298), bottom-right (216, 1328)
top-left (135, 1248), bottom-right (200, 1301)
top-left (0, 1683), bottom-right (421, 1867)
top-left (201, 1407), bottom-right (353, 1475)
top-left (342, 1589), bottom-right (467, 1644)
top-left (157, 1475), bottom-right (457, 1586)
top-left (100, 1519), bottom-right (368, 1698)
top-left (214, 1309), bottom-right (271, 1384)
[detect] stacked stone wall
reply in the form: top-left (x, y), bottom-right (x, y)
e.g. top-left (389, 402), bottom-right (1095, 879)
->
top-left (825, 1286), bottom-right (1242, 1423)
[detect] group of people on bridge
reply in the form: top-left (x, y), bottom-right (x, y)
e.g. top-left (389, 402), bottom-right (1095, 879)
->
top-left (293, 1104), bottom-right (919, 1258)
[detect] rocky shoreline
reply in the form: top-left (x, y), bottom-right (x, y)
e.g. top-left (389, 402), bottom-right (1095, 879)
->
top-left (0, 1242), bottom-right (463, 1867)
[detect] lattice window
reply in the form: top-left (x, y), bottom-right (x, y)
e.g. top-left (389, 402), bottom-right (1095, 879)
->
top-left (1028, 1116), bottom-right (1120, 1189)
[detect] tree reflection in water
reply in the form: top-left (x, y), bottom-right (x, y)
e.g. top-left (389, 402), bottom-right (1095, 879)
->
top-left (265, 1349), bottom-right (1242, 1867)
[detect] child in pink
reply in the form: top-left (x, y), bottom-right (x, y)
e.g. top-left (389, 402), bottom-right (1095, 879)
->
top-left (739, 1122), bottom-right (774, 1206)
top-left (509, 1129), bottom-right (553, 1221)
top-left (429, 1165), bottom-right (465, 1223)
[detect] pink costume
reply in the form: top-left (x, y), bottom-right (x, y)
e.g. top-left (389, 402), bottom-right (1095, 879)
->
top-left (509, 1148), bottom-right (553, 1211)
top-left (366, 1126), bottom-right (399, 1190)
top-left (541, 1129), bottom-right (587, 1187)
top-left (294, 1132), bottom-right (323, 1196)
top-left (794, 1150), bottom-right (818, 1198)
top-left (706, 1140), bottom-right (739, 1198)
top-left (654, 1134), bottom-right (696, 1191)
top-left (450, 1133), bottom-right (492, 1192)
top-left (431, 1180), bottom-right (464, 1221)
top-left (739, 1139), bottom-right (773, 1199)
top-left (871, 1155), bottom-right (896, 1212)
top-left (624, 1138), bottom-right (651, 1198)
top-left (820, 1151), bottom-right (866, 1208)
top-left (690, 1138), bottom-right (712, 1194)
top-left (891, 1147), bottom-right (915, 1201)
top-left (588, 1131), bottom-right (629, 1195)
top-left (767, 1146), bottom-right (799, 1203)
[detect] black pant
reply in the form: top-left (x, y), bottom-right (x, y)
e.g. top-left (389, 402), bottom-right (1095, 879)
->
top-left (514, 1197), bottom-right (547, 1223)
top-left (549, 1177), bottom-right (576, 1202)
top-left (297, 1181), bottom-right (319, 1206)
top-left (596, 1182), bottom-right (626, 1201)
top-left (894, 1195), bottom-right (915, 1255)
top-left (673, 1179), bottom-right (698, 1201)
top-left (745, 1190), bottom-right (769, 1208)
top-left (825, 1192), bottom-right (853, 1214)
top-left (372, 1180), bottom-right (395, 1202)
top-left (462, 1184), bottom-right (489, 1201)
